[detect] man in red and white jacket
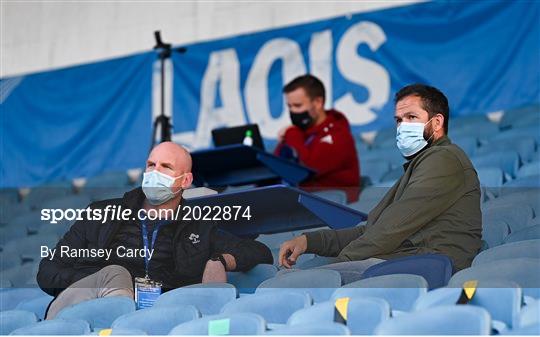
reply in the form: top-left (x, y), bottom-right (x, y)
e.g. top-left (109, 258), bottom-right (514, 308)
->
top-left (274, 75), bottom-right (360, 202)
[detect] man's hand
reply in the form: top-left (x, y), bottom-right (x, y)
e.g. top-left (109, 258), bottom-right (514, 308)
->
top-left (202, 260), bottom-right (227, 283)
top-left (278, 235), bottom-right (308, 268)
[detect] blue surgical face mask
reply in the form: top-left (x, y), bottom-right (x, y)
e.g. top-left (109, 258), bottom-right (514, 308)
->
top-left (396, 119), bottom-right (434, 157)
top-left (142, 170), bottom-right (185, 205)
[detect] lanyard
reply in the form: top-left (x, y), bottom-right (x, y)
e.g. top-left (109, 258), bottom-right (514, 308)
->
top-left (305, 134), bottom-right (316, 146)
top-left (140, 219), bottom-right (168, 278)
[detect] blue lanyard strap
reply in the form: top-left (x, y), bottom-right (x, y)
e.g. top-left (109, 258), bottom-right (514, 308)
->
top-left (140, 219), bottom-right (168, 278)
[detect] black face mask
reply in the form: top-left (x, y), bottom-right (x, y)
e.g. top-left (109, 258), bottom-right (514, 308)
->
top-left (290, 110), bottom-right (314, 130)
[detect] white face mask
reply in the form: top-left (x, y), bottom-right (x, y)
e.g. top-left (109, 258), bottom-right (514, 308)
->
top-left (396, 119), bottom-right (434, 157)
top-left (142, 170), bottom-right (185, 205)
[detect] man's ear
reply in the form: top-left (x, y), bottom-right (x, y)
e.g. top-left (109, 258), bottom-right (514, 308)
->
top-left (181, 173), bottom-right (193, 189)
top-left (313, 96), bottom-right (324, 111)
top-left (434, 113), bottom-right (444, 132)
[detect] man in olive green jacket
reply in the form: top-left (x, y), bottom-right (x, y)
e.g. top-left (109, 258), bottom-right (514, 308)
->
top-left (279, 84), bottom-right (482, 275)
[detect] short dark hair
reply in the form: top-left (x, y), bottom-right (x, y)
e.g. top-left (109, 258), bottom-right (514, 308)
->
top-left (283, 74), bottom-right (325, 103)
top-left (394, 84), bottom-right (449, 134)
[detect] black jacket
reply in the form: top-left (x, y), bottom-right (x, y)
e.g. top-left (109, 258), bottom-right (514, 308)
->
top-left (37, 188), bottom-right (273, 296)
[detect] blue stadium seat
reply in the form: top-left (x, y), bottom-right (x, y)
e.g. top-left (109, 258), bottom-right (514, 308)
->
top-left (372, 127), bottom-right (396, 148)
top-left (295, 255), bottom-right (343, 270)
top-left (361, 160), bottom-right (391, 184)
top-left (450, 114), bottom-right (492, 131)
top-left (94, 328), bottom-right (148, 335)
top-left (499, 104), bottom-right (540, 130)
top-left (472, 151), bottom-right (520, 178)
top-left (0, 288), bottom-right (48, 311)
top-left (22, 184), bottom-right (72, 210)
top-left (452, 136), bottom-right (478, 158)
top-left (6, 211), bottom-right (44, 235)
top-left (477, 137), bottom-right (536, 163)
top-left (56, 296), bottom-right (136, 330)
top-left (482, 219), bottom-right (511, 249)
top-left (473, 240), bottom-right (540, 266)
top-left (10, 318), bottom-right (91, 335)
top-left (1, 234), bottom-right (59, 263)
top-left (39, 194), bottom-right (92, 211)
top-left (266, 322), bottom-right (351, 335)
top-left (379, 167), bottom-right (403, 184)
top-left (83, 171), bottom-right (132, 189)
top-left (168, 312), bottom-right (266, 335)
top-left (332, 274), bottom-right (428, 312)
top-left (288, 297), bottom-right (390, 335)
top-left (482, 203), bottom-right (534, 233)
top-left (502, 176), bottom-right (540, 191)
top-left (451, 122), bottom-right (499, 143)
top-left (221, 291), bottom-right (312, 324)
top-left (0, 263), bottom-right (39, 287)
top-left (0, 252), bottom-right (20, 271)
top-left (518, 299), bottom-right (540, 329)
top-left (111, 305), bottom-right (200, 335)
top-left (484, 190), bottom-right (540, 215)
top-left (227, 264), bottom-right (278, 294)
top-left (256, 232), bottom-right (295, 249)
top-left (504, 225), bottom-right (540, 244)
top-left (448, 258), bottom-right (540, 298)
top-left (154, 283), bottom-right (237, 315)
top-left (361, 148), bottom-right (404, 169)
top-left (476, 167), bottom-right (504, 199)
top-left (517, 161), bottom-right (540, 179)
top-left (503, 323), bottom-right (540, 335)
top-left (374, 305), bottom-right (491, 335)
top-left (0, 310), bottom-right (38, 335)
top-left (361, 254), bottom-right (453, 290)
top-left (413, 281), bottom-right (522, 331)
top-left (15, 294), bottom-right (54, 320)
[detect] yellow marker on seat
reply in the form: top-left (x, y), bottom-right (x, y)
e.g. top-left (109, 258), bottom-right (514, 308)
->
top-left (98, 329), bottom-right (112, 336)
top-left (463, 280), bottom-right (478, 300)
top-left (334, 297), bottom-right (350, 323)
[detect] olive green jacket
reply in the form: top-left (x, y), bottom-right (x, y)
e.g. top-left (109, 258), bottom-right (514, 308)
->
top-left (304, 136), bottom-right (482, 270)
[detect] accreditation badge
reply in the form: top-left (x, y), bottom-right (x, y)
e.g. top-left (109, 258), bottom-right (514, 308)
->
top-left (134, 276), bottom-right (162, 309)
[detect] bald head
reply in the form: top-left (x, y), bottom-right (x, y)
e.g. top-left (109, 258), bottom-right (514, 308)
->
top-left (147, 142), bottom-right (192, 174)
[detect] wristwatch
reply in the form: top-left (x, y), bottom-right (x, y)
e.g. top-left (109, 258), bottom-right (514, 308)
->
top-left (210, 253), bottom-right (227, 269)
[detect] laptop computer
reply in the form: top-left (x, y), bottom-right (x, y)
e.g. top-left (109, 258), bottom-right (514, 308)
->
top-left (212, 124), bottom-right (265, 150)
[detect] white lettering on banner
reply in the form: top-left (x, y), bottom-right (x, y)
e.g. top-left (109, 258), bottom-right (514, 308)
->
top-left (244, 38), bottom-right (307, 139)
top-left (173, 21), bottom-right (390, 148)
top-left (335, 21), bottom-right (390, 125)
top-left (309, 30), bottom-right (333, 109)
top-left (195, 49), bottom-right (246, 148)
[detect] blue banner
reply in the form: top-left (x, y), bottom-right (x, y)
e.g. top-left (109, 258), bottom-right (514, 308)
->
top-left (171, 0), bottom-right (540, 149)
top-left (1, 52), bottom-right (154, 187)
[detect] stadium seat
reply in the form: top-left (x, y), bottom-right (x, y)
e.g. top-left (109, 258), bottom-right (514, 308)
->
top-left (503, 323), bottom-right (540, 335)
top-left (21, 183), bottom-right (72, 210)
top-left (482, 219), bottom-right (511, 249)
top-left (450, 122), bottom-right (499, 143)
top-left (0, 287), bottom-right (48, 311)
top-left (379, 167), bottom-right (403, 184)
top-left (0, 252), bottom-right (20, 271)
top-left (168, 312), bottom-right (266, 335)
top-left (450, 114), bottom-right (492, 131)
top-left (472, 151), bottom-right (520, 178)
top-left (221, 291), bottom-right (312, 324)
top-left (256, 232), bottom-right (295, 249)
top-left (266, 322), bottom-right (351, 335)
top-left (1, 234), bottom-right (59, 263)
top-left (476, 167), bottom-right (504, 198)
top-left (15, 294), bottom-right (54, 320)
top-left (227, 264), bottom-right (278, 294)
top-left (39, 194), bottom-right (92, 211)
top-left (499, 104), bottom-right (540, 130)
top-left (10, 318), bottom-right (91, 335)
top-left (374, 305), bottom-right (491, 335)
top-left (111, 305), bottom-right (201, 335)
top-left (295, 255), bottom-right (343, 270)
top-left (518, 299), bottom-right (540, 329)
top-left (517, 161), bottom-right (540, 179)
top-left (484, 190), bottom-right (540, 214)
top-left (83, 171), bottom-right (132, 189)
top-left (154, 283), bottom-right (237, 315)
top-left (93, 328), bottom-right (148, 335)
top-left (361, 160), bottom-right (391, 184)
top-left (476, 137), bottom-right (536, 163)
top-left (482, 203), bottom-right (534, 233)
top-left (332, 274), bottom-right (428, 312)
top-left (473, 240), bottom-right (540, 266)
top-left (56, 296), bottom-right (136, 330)
top-left (256, 269), bottom-right (341, 302)
top-left (288, 297), bottom-right (390, 335)
top-left (452, 136), bottom-right (478, 158)
top-left (0, 310), bottom-right (38, 335)
top-left (502, 176), bottom-right (540, 192)
top-left (361, 254), bottom-right (453, 290)
top-left (0, 263), bottom-right (39, 287)
top-left (414, 281), bottom-right (522, 331)
top-left (448, 258), bottom-right (540, 298)
top-left (361, 148), bottom-right (404, 169)
top-left (504, 225), bottom-right (540, 244)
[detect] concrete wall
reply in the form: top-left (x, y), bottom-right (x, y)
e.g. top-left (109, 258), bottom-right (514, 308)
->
top-left (1, 1), bottom-right (422, 77)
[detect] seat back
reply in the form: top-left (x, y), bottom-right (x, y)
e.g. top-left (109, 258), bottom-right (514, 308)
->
top-left (266, 322), bottom-right (351, 335)
top-left (0, 310), bottom-right (38, 335)
top-left (56, 296), bottom-right (136, 330)
top-left (154, 283), bottom-right (237, 315)
top-left (374, 305), bottom-right (491, 335)
top-left (15, 294), bottom-right (54, 320)
top-left (221, 291), bottom-right (312, 324)
top-left (168, 312), bottom-right (266, 335)
top-left (112, 305), bottom-right (201, 335)
top-left (332, 274), bottom-right (428, 312)
top-left (362, 254), bottom-right (453, 290)
top-left (256, 269), bottom-right (341, 302)
top-left (227, 264), bottom-right (278, 294)
top-left (473, 240), bottom-right (540, 266)
top-left (10, 318), bottom-right (91, 335)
